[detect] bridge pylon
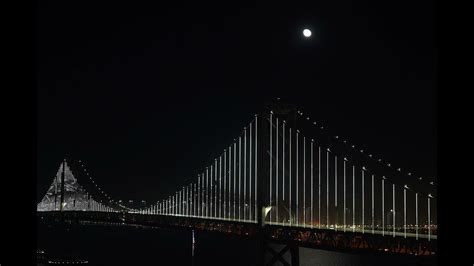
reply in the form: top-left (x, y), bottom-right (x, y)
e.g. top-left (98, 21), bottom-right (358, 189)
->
top-left (257, 100), bottom-right (302, 265)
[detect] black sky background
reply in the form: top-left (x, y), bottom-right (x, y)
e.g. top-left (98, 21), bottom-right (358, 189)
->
top-left (36, 1), bottom-right (436, 204)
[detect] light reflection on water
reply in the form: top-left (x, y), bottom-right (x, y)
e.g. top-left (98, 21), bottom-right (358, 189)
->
top-left (38, 222), bottom-right (435, 266)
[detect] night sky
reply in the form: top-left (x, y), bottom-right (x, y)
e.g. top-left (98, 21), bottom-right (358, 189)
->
top-left (36, 2), bottom-right (436, 203)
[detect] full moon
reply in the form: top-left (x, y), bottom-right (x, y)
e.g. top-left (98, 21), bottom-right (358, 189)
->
top-left (303, 29), bottom-right (312, 37)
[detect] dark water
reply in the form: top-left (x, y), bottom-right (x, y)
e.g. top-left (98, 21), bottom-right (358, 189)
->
top-left (37, 222), bottom-right (435, 266)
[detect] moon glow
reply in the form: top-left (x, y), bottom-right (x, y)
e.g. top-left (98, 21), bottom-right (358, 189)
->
top-left (303, 29), bottom-right (312, 37)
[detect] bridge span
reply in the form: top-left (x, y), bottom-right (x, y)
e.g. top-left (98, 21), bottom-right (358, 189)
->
top-left (38, 103), bottom-right (437, 265)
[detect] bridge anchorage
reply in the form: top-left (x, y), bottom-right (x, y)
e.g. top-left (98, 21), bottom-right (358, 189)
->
top-left (38, 101), bottom-right (436, 265)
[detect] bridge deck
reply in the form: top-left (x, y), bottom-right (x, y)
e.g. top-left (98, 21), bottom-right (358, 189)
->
top-left (38, 211), bottom-right (437, 257)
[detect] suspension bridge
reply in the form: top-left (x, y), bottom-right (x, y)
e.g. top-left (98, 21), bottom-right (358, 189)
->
top-left (37, 102), bottom-right (437, 265)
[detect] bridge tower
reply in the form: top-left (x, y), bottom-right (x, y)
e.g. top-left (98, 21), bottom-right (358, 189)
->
top-left (258, 99), bottom-right (298, 226)
top-left (264, 99), bottom-right (297, 129)
top-left (257, 99), bottom-right (300, 265)
top-left (59, 159), bottom-right (66, 211)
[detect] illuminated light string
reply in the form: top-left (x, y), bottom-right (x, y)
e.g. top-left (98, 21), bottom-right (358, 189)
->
top-left (154, 116), bottom-right (258, 221)
top-left (296, 109), bottom-right (435, 188)
top-left (78, 160), bottom-right (135, 212)
top-left (279, 119), bottom-right (436, 221)
top-left (79, 117), bottom-right (260, 217)
top-left (293, 107), bottom-right (436, 189)
top-left (80, 161), bottom-right (195, 215)
top-left (277, 125), bottom-right (436, 237)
